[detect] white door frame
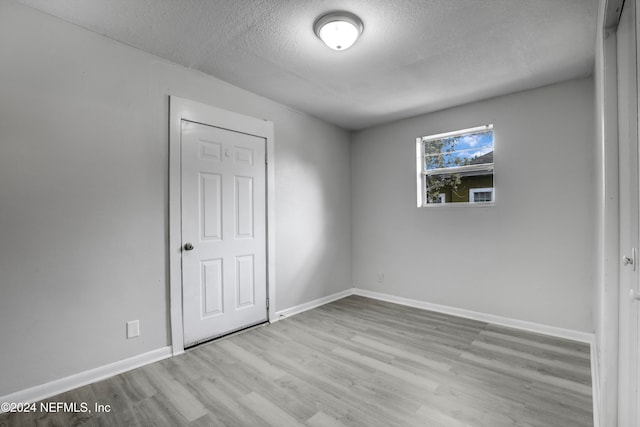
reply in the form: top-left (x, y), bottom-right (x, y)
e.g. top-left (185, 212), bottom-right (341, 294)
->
top-left (168, 96), bottom-right (276, 355)
top-left (617, 0), bottom-right (640, 420)
top-left (615, 0), bottom-right (640, 425)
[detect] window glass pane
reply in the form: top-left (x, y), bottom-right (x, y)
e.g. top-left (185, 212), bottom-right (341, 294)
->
top-left (419, 126), bottom-right (494, 206)
top-left (473, 191), bottom-right (492, 202)
top-left (424, 130), bottom-right (493, 171)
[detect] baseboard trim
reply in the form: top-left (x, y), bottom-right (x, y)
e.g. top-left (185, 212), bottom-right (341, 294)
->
top-left (273, 289), bottom-right (354, 321)
top-left (0, 346), bottom-right (172, 410)
top-left (353, 288), bottom-right (595, 344)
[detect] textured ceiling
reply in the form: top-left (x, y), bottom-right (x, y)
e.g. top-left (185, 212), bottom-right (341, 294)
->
top-left (16, 0), bottom-right (597, 130)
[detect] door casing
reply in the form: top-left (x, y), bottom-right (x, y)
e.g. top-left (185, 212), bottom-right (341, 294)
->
top-left (169, 96), bottom-right (276, 355)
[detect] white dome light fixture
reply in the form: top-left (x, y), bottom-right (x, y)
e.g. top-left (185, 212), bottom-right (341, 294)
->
top-left (314, 11), bottom-right (364, 51)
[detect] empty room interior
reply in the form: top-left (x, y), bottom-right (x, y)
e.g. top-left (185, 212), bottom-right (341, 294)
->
top-left (0, 0), bottom-right (638, 426)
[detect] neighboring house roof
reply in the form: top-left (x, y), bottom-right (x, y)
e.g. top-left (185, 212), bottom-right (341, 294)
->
top-left (470, 151), bottom-right (494, 165)
top-left (426, 150), bottom-right (494, 177)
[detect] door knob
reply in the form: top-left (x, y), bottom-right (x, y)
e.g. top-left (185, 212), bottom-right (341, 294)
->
top-left (184, 242), bottom-right (194, 251)
top-left (623, 256), bottom-right (634, 266)
top-left (630, 289), bottom-right (640, 301)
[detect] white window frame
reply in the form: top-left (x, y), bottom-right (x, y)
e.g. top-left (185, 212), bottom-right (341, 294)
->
top-left (469, 187), bottom-right (495, 203)
top-left (416, 124), bottom-right (494, 207)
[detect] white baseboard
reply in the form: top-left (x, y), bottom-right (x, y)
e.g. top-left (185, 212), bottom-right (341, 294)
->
top-left (0, 346), bottom-right (172, 411)
top-left (275, 287), bottom-right (595, 344)
top-left (273, 288), bottom-right (354, 321)
top-left (353, 288), bottom-right (595, 344)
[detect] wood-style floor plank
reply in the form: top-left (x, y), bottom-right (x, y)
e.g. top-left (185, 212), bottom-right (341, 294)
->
top-left (0, 296), bottom-right (593, 426)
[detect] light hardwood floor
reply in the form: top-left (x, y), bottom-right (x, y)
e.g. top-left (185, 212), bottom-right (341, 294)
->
top-left (0, 296), bottom-right (593, 426)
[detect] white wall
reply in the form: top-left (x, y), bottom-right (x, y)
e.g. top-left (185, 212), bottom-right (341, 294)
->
top-left (0, 0), bottom-right (352, 396)
top-left (352, 78), bottom-right (595, 332)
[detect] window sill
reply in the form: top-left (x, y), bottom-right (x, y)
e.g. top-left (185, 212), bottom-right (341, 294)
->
top-left (420, 202), bottom-right (495, 208)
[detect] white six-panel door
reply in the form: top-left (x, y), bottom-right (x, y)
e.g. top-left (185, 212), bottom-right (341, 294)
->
top-left (181, 120), bottom-right (267, 347)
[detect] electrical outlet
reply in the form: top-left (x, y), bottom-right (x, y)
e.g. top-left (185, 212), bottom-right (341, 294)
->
top-left (126, 320), bottom-right (140, 339)
top-left (377, 273), bottom-right (385, 283)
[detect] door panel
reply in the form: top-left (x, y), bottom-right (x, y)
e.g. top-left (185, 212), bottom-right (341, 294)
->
top-left (202, 258), bottom-right (223, 316)
top-left (236, 255), bottom-right (255, 308)
top-left (201, 173), bottom-right (222, 240)
top-left (235, 176), bottom-right (254, 238)
top-left (182, 120), bottom-right (267, 347)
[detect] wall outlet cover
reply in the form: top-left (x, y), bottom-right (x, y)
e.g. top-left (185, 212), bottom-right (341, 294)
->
top-left (126, 320), bottom-right (140, 339)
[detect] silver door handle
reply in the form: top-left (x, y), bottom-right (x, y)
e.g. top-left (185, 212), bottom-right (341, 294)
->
top-left (184, 243), bottom-right (194, 251)
top-left (630, 289), bottom-right (640, 301)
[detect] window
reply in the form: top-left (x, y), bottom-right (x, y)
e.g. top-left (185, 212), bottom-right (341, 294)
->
top-left (416, 124), bottom-right (494, 206)
top-left (470, 187), bottom-right (494, 203)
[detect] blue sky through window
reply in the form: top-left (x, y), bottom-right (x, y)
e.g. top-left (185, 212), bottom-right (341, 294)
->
top-left (424, 130), bottom-right (493, 169)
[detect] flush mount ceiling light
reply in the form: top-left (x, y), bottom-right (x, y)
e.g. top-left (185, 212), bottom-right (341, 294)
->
top-left (314, 11), bottom-right (364, 51)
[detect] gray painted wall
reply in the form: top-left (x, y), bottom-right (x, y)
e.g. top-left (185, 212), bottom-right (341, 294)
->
top-left (351, 78), bottom-right (595, 332)
top-left (0, 0), bottom-right (352, 395)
